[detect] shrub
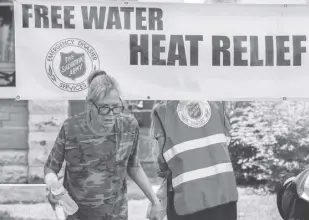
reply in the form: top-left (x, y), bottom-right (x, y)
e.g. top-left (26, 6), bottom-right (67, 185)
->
top-left (226, 101), bottom-right (309, 192)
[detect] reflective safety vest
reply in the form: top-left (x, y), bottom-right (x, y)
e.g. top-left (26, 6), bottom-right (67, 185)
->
top-left (154, 101), bottom-right (238, 216)
top-left (293, 168), bottom-right (309, 202)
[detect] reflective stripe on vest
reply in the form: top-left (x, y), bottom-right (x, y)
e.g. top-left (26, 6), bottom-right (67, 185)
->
top-left (172, 162), bottom-right (234, 188)
top-left (163, 134), bottom-right (228, 163)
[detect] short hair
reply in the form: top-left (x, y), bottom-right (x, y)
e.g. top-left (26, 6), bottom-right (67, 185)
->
top-left (86, 70), bottom-right (121, 104)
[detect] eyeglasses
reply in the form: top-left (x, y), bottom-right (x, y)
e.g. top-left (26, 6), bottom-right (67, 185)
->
top-left (93, 102), bottom-right (124, 115)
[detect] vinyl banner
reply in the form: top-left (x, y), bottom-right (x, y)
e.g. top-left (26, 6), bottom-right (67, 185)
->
top-left (13, 0), bottom-right (309, 100)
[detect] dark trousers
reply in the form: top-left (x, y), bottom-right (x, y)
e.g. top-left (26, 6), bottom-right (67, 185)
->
top-left (166, 190), bottom-right (237, 220)
top-left (277, 181), bottom-right (309, 220)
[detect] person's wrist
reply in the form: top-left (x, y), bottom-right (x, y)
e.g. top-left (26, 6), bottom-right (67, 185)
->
top-left (152, 197), bottom-right (160, 205)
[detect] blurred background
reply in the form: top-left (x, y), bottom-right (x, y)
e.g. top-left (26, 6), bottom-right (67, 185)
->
top-left (1, 0), bottom-right (309, 219)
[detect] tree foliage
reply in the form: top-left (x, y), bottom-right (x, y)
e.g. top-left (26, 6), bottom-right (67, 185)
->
top-left (226, 101), bottom-right (309, 192)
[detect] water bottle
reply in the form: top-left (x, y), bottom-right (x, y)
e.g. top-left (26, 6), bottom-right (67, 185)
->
top-left (44, 173), bottom-right (78, 219)
top-left (44, 173), bottom-right (67, 220)
top-left (146, 179), bottom-right (167, 220)
top-left (54, 204), bottom-right (67, 220)
top-left (51, 181), bottom-right (79, 216)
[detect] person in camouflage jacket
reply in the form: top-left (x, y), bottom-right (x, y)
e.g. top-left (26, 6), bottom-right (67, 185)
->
top-left (44, 70), bottom-right (161, 220)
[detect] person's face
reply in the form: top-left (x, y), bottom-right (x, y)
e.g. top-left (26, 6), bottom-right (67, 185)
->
top-left (92, 89), bottom-right (123, 128)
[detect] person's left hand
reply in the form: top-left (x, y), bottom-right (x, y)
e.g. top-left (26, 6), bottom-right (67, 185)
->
top-left (148, 202), bottom-right (161, 220)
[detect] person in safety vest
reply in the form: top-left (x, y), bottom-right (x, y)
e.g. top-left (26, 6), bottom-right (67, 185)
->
top-left (148, 101), bottom-right (238, 220)
top-left (277, 168), bottom-right (309, 220)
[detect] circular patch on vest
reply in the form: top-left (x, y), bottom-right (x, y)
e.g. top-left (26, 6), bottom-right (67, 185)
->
top-left (177, 101), bottom-right (211, 128)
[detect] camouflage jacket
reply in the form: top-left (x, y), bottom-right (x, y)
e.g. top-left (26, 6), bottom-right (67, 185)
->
top-left (44, 112), bottom-right (140, 220)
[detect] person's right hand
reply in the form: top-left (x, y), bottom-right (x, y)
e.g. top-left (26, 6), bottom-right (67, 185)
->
top-left (46, 191), bottom-right (58, 210)
top-left (148, 203), bottom-right (161, 220)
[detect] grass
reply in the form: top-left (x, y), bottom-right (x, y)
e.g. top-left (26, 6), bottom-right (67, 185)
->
top-left (0, 182), bottom-right (282, 220)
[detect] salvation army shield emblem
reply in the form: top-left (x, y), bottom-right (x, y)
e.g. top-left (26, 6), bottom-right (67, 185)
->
top-left (187, 102), bottom-right (203, 119)
top-left (45, 38), bottom-right (100, 92)
top-left (59, 51), bottom-right (86, 80)
top-left (177, 101), bottom-right (211, 128)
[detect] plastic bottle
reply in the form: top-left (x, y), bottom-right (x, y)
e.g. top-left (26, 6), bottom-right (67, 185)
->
top-left (51, 180), bottom-right (79, 216)
top-left (44, 173), bottom-right (67, 220)
top-left (44, 173), bottom-right (58, 191)
top-left (146, 179), bottom-right (167, 220)
top-left (44, 173), bottom-right (78, 219)
top-left (54, 204), bottom-right (67, 220)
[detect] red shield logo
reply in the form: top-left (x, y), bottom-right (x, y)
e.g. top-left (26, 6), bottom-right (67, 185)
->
top-left (59, 51), bottom-right (86, 80)
top-left (187, 102), bottom-right (202, 119)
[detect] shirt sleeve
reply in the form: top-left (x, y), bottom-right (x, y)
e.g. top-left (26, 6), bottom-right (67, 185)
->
top-left (44, 124), bottom-right (66, 175)
top-left (152, 111), bottom-right (170, 178)
top-left (127, 126), bottom-right (141, 167)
